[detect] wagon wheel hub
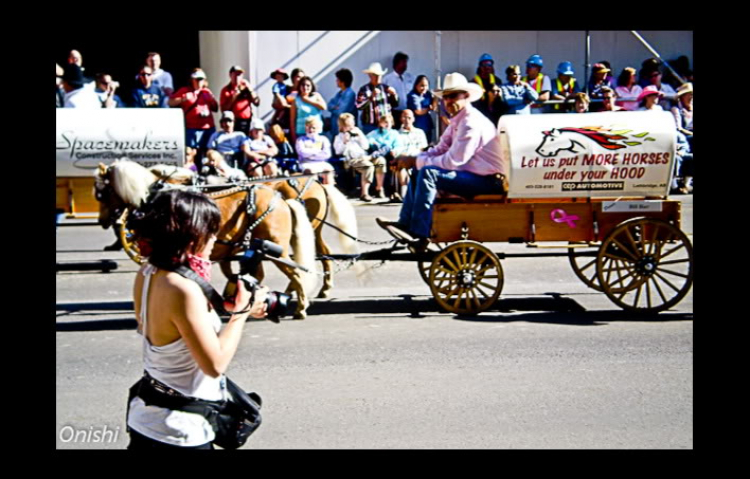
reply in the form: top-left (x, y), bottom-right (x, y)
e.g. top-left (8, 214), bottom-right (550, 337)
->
top-left (459, 270), bottom-right (476, 288)
top-left (635, 256), bottom-right (657, 276)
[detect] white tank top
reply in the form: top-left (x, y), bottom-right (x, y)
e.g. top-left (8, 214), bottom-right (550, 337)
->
top-left (127, 264), bottom-right (227, 447)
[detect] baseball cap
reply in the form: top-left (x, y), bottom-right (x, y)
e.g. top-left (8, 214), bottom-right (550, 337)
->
top-left (229, 65), bottom-right (245, 74)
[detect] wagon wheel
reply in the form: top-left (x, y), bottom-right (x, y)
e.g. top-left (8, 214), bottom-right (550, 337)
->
top-left (418, 242), bottom-right (446, 284)
top-left (568, 243), bottom-right (604, 291)
top-left (596, 218), bottom-right (693, 313)
top-left (118, 209), bottom-right (145, 265)
top-left (428, 241), bottom-right (504, 315)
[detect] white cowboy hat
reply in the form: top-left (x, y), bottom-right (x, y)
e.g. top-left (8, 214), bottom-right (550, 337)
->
top-left (433, 72), bottom-right (484, 103)
top-left (363, 62), bottom-right (388, 76)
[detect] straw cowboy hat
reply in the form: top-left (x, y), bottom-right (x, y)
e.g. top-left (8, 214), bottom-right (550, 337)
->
top-left (676, 82), bottom-right (693, 97)
top-left (433, 73), bottom-right (484, 103)
top-left (363, 62), bottom-right (388, 76)
top-left (637, 85), bottom-right (664, 102)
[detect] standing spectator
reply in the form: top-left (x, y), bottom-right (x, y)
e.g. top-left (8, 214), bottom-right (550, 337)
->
top-left (498, 65), bottom-right (538, 115)
top-left (268, 124), bottom-right (298, 174)
top-left (472, 53), bottom-right (503, 123)
top-left (636, 86), bottom-right (664, 111)
top-left (672, 82), bottom-right (693, 154)
top-left (220, 65), bottom-right (259, 135)
top-left (383, 52), bottom-right (415, 129)
top-left (407, 75), bottom-right (438, 144)
top-left (366, 113), bottom-right (400, 200)
top-left (550, 61), bottom-right (581, 112)
top-left (244, 118), bottom-right (280, 178)
top-left (600, 87), bottom-right (623, 112)
top-left (67, 50), bottom-right (93, 84)
top-left (645, 68), bottom-right (677, 111)
top-left (392, 109), bottom-right (428, 202)
top-left (356, 62), bottom-right (399, 135)
top-left (289, 76), bottom-right (327, 144)
top-left (639, 58), bottom-right (661, 88)
top-left (333, 112), bottom-right (377, 200)
top-left (327, 68), bottom-right (357, 138)
top-left (95, 73), bottom-right (125, 108)
top-left (168, 68), bottom-right (219, 165)
top-left (56, 63), bottom-right (65, 108)
top-left (587, 63), bottom-right (615, 112)
top-left (572, 92), bottom-right (590, 113)
top-left (522, 54), bottom-right (551, 114)
top-left (145, 52), bottom-right (174, 106)
top-left (206, 111), bottom-right (248, 170)
top-left (132, 66), bottom-right (165, 108)
top-left (296, 116), bottom-right (335, 185)
top-left (270, 68), bottom-right (291, 129)
top-left (615, 67), bottom-right (642, 111)
top-left (62, 64), bottom-right (100, 109)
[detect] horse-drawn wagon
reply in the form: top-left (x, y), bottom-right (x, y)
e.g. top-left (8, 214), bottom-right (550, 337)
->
top-left (372, 111), bottom-right (693, 316)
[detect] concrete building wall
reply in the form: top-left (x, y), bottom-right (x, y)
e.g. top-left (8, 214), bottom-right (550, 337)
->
top-left (198, 30), bottom-right (692, 124)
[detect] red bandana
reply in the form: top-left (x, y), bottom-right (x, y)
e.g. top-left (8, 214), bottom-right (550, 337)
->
top-left (187, 254), bottom-right (212, 281)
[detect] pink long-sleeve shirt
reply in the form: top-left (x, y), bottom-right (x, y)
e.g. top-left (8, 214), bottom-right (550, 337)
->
top-left (416, 104), bottom-right (507, 176)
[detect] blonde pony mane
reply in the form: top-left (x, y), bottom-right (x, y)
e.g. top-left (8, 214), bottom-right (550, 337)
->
top-left (108, 159), bottom-right (159, 207)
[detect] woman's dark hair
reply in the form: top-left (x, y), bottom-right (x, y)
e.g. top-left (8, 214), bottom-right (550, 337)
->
top-left (335, 68), bottom-right (353, 88)
top-left (298, 76), bottom-right (317, 93)
top-left (130, 189), bottom-right (221, 270)
top-left (617, 67), bottom-right (636, 87)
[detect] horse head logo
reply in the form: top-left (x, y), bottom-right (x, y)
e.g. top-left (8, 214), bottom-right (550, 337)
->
top-left (535, 127), bottom-right (654, 157)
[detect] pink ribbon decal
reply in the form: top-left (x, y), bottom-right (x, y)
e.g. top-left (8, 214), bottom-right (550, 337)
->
top-left (550, 209), bottom-right (579, 228)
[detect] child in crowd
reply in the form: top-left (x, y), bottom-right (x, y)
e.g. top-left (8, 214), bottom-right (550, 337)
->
top-left (295, 116), bottom-right (335, 185)
top-left (365, 114), bottom-right (399, 200)
top-left (243, 119), bottom-right (279, 177)
top-left (268, 124), bottom-right (299, 174)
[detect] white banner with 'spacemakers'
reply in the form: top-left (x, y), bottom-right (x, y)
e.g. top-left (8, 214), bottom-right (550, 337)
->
top-left (56, 108), bottom-right (185, 177)
top-left (499, 111), bottom-right (676, 198)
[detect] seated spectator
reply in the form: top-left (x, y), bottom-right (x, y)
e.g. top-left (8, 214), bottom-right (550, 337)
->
top-left (203, 149), bottom-right (247, 183)
top-left (290, 76), bottom-right (327, 144)
top-left (588, 63), bottom-right (614, 112)
top-left (550, 61), bottom-right (581, 112)
top-left (333, 112), bottom-right (380, 201)
top-left (522, 54), bottom-right (551, 114)
top-left (366, 114), bottom-right (400, 200)
top-left (62, 64), bottom-right (100, 109)
top-left (600, 87), bottom-right (623, 112)
top-left (270, 68), bottom-right (291, 130)
top-left (498, 65), bottom-right (538, 115)
top-left (94, 73), bottom-right (125, 108)
top-left (168, 68), bottom-right (219, 165)
top-left (327, 68), bottom-right (357, 138)
top-left (644, 68), bottom-right (677, 110)
top-left (268, 124), bottom-right (299, 174)
top-left (571, 92), bottom-right (590, 113)
top-left (392, 110), bottom-right (428, 202)
top-left (56, 63), bottom-right (65, 108)
top-left (220, 65), bottom-right (260, 135)
top-left (132, 66), bottom-right (165, 108)
top-left (639, 58), bottom-right (662, 88)
top-left (472, 53), bottom-right (501, 123)
top-left (356, 63), bottom-right (399, 135)
top-left (206, 111), bottom-right (248, 169)
top-left (673, 130), bottom-right (693, 194)
top-left (407, 75), bottom-right (438, 143)
top-left (636, 86), bottom-right (664, 111)
top-left (672, 83), bottom-right (693, 146)
top-left (615, 67), bottom-right (642, 111)
top-left (67, 50), bottom-right (93, 84)
top-left (296, 116), bottom-right (335, 185)
top-left (244, 119), bottom-right (280, 178)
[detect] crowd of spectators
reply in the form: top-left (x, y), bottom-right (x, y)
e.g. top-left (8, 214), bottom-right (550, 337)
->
top-left (57, 47), bottom-right (693, 197)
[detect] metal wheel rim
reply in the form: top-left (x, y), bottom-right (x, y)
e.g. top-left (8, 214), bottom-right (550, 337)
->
top-left (596, 218), bottom-right (693, 313)
top-left (428, 240), bottom-right (504, 315)
top-left (418, 242), bottom-right (446, 285)
top-left (118, 209), bottom-right (145, 265)
top-left (568, 243), bottom-right (603, 291)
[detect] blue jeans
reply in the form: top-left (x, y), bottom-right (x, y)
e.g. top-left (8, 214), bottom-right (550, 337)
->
top-left (399, 166), bottom-right (504, 238)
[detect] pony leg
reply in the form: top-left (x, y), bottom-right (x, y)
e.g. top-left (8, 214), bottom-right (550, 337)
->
top-left (275, 262), bottom-right (309, 319)
top-left (316, 228), bottom-right (333, 299)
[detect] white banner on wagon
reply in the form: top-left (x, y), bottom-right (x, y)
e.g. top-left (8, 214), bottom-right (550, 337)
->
top-left (499, 111), bottom-right (676, 198)
top-left (56, 108), bottom-right (185, 177)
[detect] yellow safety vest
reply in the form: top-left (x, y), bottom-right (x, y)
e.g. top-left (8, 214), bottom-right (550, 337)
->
top-left (474, 74), bottom-right (497, 100)
top-left (553, 78), bottom-right (576, 110)
top-left (523, 73), bottom-right (546, 109)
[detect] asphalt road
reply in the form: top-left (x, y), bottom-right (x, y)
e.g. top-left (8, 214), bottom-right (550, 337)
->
top-left (56, 194), bottom-right (693, 449)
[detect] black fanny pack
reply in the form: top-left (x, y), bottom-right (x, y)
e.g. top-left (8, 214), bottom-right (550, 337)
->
top-left (126, 266), bottom-right (262, 449)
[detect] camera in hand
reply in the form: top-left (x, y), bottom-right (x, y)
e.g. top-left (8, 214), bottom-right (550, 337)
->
top-left (223, 274), bottom-right (290, 323)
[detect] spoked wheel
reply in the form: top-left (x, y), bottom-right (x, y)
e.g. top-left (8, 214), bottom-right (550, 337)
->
top-left (596, 218), bottom-right (693, 313)
top-left (118, 209), bottom-right (145, 265)
top-left (428, 241), bottom-right (504, 315)
top-left (418, 242), bottom-right (446, 284)
top-left (568, 243), bottom-right (603, 291)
